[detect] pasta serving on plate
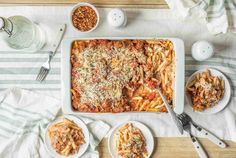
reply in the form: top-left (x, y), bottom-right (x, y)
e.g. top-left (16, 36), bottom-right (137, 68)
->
top-left (187, 69), bottom-right (225, 111)
top-left (47, 118), bottom-right (85, 156)
top-left (114, 123), bottom-right (148, 158)
top-left (71, 39), bottom-right (175, 112)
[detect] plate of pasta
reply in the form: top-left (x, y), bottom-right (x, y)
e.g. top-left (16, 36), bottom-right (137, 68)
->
top-left (108, 121), bottom-right (154, 158)
top-left (44, 115), bottom-right (90, 158)
top-left (186, 68), bottom-right (231, 114)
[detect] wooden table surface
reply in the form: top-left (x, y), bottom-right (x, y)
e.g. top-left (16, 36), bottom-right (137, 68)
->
top-left (0, 0), bottom-right (236, 158)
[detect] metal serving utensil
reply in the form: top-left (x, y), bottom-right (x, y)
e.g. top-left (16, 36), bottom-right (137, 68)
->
top-left (178, 113), bottom-right (208, 158)
top-left (178, 113), bottom-right (227, 158)
top-left (179, 113), bottom-right (226, 148)
top-left (155, 87), bottom-right (184, 135)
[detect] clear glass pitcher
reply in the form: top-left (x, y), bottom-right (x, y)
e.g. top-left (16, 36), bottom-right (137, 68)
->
top-left (0, 16), bottom-right (46, 52)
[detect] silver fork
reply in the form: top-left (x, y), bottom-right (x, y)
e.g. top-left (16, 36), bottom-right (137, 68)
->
top-left (36, 24), bottom-right (66, 82)
top-left (179, 113), bottom-right (226, 148)
top-left (36, 51), bottom-right (53, 82)
top-left (178, 113), bottom-right (208, 158)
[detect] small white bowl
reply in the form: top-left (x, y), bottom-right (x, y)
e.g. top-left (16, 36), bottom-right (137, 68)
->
top-left (70, 2), bottom-right (99, 33)
top-left (186, 68), bottom-right (231, 114)
top-left (44, 115), bottom-right (90, 158)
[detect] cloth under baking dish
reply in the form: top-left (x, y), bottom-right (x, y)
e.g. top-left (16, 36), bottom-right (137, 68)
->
top-left (0, 6), bottom-right (236, 143)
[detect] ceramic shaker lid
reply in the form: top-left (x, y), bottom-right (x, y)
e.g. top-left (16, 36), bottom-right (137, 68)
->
top-left (107, 8), bottom-right (127, 28)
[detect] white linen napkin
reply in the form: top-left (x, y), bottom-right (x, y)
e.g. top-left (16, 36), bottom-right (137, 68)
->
top-left (77, 118), bottom-right (110, 158)
top-left (0, 88), bottom-right (110, 158)
top-left (165, 0), bottom-right (236, 34)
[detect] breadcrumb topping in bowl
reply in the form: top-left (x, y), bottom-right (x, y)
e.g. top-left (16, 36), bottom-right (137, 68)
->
top-left (70, 3), bottom-right (99, 33)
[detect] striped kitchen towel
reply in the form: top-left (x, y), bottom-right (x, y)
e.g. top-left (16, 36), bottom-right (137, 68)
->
top-left (0, 88), bottom-right (110, 158)
top-left (0, 88), bottom-right (60, 158)
top-left (0, 51), bottom-right (61, 99)
top-left (0, 51), bottom-right (235, 98)
top-left (0, 50), bottom-right (236, 141)
top-left (165, 0), bottom-right (236, 34)
top-left (185, 54), bottom-right (236, 98)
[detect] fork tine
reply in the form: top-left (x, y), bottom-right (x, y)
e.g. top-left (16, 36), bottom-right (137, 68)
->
top-left (37, 68), bottom-right (46, 82)
top-left (40, 70), bottom-right (49, 82)
top-left (38, 69), bottom-right (47, 82)
top-left (36, 67), bottom-right (44, 81)
top-left (177, 113), bottom-right (190, 127)
top-left (182, 113), bottom-right (191, 121)
top-left (178, 114), bottom-right (189, 126)
top-left (39, 69), bottom-right (46, 81)
top-left (37, 70), bottom-right (44, 82)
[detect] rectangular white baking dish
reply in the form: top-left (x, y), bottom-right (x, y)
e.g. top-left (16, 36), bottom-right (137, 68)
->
top-left (61, 37), bottom-right (185, 115)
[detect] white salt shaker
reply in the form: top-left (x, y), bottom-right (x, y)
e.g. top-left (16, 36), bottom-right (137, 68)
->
top-left (191, 40), bottom-right (214, 61)
top-left (107, 8), bottom-right (127, 28)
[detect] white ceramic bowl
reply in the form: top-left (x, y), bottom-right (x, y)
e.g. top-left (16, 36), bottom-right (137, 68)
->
top-left (70, 2), bottom-right (99, 33)
top-left (186, 68), bottom-right (231, 114)
top-left (44, 115), bottom-right (90, 158)
top-left (108, 121), bottom-right (154, 158)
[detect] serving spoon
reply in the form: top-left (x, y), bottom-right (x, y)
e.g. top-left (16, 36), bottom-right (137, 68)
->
top-left (155, 86), bottom-right (184, 134)
top-left (143, 82), bottom-right (183, 134)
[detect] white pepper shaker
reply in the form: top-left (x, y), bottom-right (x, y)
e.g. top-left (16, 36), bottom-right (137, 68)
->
top-left (191, 40), bottom-right (214, 61)
top-left (107, 8), bottom-right (127, 28)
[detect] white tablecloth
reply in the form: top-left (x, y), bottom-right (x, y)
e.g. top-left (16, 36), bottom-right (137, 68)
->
top-left (0, 6), bottom-right (236, 141)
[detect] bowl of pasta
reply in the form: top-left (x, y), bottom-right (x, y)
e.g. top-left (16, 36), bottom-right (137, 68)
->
top-left (186, 68), bottom-right (231, 114)
top-left (44, 115), bottom-right (90, 158)
top-left (61, 37), bottom-right (185, 114)
top-left (108, 121), bottom-right (154, 158)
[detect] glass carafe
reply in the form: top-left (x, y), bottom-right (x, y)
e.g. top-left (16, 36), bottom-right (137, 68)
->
top-left (0, 16), bottom-right (46, 52)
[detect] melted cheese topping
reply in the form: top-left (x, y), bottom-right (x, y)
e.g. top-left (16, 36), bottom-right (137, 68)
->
top-left (75, 46), bottom-right (147, 107)
top-left (71, 39), bottom-right (175, 113)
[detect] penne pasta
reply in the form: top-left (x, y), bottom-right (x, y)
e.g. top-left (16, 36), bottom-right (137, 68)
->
top-left (71, 39), bottom-right (175, 113)
top-left (47, 118), bottom-right (85, 156)
top-left (187, 70), bottom-right (225, 111)
top-left (114, 123), bottom-right (148, 158)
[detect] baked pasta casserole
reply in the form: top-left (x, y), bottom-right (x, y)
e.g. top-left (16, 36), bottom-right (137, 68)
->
top-left (71, 39), bottom-right (175, 112)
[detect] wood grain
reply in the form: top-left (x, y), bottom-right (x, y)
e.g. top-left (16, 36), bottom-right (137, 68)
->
top-left (0, 0), bottom-right (235, 157)
top-left (0, 0), bottom-right (166, 4)
top-left (0, 0), bottom-right (169, 8)
top-left (99, 138), bottom-right (236, 158)
top-left (0, 0), bottom-right (166, 5)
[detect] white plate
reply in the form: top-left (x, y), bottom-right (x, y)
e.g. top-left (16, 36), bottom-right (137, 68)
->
top-left (108, 121), bottom-right (154, 158)
top-left (61, 37), bottom-right (185, 115)
top-left (186, 68), bottom-right (231, 114)
top-left (44, 115), bottom-right (90, 158)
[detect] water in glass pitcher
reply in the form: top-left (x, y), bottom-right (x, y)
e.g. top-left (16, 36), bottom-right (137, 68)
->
top-left (0, 16), bottom-right (46, 52)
